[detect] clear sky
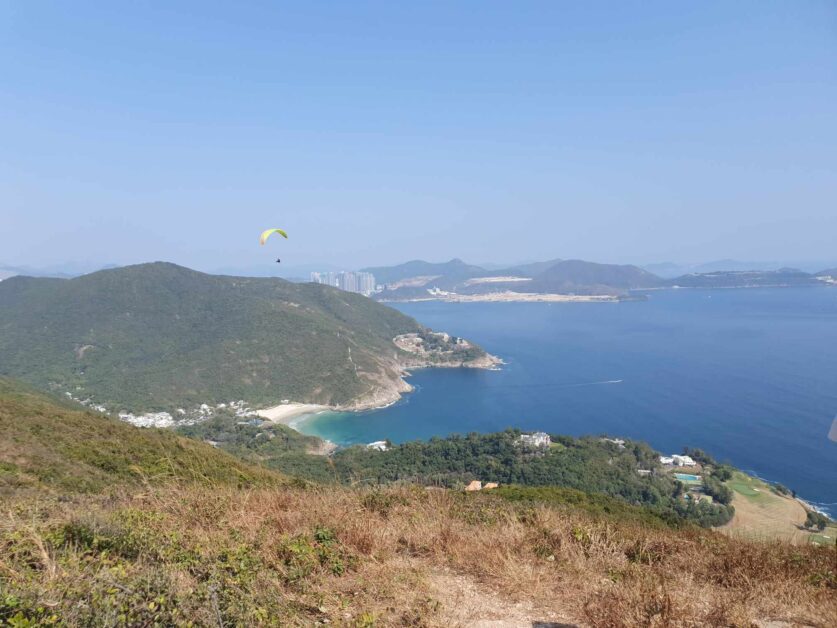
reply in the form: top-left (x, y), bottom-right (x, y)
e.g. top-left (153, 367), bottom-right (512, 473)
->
top-left (2, 1), bottom-right (836, 272)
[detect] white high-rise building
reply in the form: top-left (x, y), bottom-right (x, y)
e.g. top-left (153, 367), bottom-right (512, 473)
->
top-left (311, 271), bottom-right (376, 296)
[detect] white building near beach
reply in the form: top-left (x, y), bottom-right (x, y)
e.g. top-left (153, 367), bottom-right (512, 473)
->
top-left (517, 432), bottom-right (551, 449)
top-left (660, 454), bottom-right (697, 467)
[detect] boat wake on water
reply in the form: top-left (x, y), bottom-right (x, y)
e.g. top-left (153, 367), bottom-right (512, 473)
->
top-left (481, 379), bottom-right (624, 390)
top-left (561, 379), bottom-right (624, 387)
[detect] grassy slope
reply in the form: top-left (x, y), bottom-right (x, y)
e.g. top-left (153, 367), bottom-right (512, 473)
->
top-left (0, 380), bottom-right (834, 626)
top-left (0, 262), bottom-right (429, 411)
top-left (722, 471), bottom-right (837, 546)
top-left (0, 378), bottom-right (279, 494)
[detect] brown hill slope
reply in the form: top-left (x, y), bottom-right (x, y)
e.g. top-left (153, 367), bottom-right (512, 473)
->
top-left (0, 380), bottom-right (834, 626)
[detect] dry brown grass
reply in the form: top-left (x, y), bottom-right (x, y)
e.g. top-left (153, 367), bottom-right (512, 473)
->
top-left (2, 484), bottom-right (835, 626)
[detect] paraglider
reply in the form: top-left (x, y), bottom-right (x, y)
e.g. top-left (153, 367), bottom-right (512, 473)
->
top-left (259, 228), bottom-right (288, 245)
top-left (259, 228), bottom-right (288, 263)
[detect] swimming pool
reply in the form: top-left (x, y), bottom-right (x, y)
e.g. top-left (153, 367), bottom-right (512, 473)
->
top-left (674, 473), bottom-right (702, 482)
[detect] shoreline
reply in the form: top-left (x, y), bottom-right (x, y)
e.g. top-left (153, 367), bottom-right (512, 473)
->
top-left (379, 292), bottom-right (620, 303)
top-left (256, 402), bottom-right (332, 425)
top-left (261, 401), bottom-right (834, 521)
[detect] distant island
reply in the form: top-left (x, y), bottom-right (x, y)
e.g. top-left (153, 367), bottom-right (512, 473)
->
top-left (360, 257), bottom-right (834, 302)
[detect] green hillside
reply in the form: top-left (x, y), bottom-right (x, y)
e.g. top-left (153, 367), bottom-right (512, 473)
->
top-left (0, 378), bottom-right (279, 494)
top-left (0, 262), bottom-right (483, 412)
top-left (519, 259), bottom-right (662, 294)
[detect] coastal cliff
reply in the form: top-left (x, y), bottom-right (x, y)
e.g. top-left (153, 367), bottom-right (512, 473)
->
top-left (336, 331), bottom-right (502, 411)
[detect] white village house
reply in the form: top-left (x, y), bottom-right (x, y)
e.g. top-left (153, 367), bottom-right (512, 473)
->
top-left (517, 432), bottom-right (551, 449)
top-left (659, 454), bottom-right (697, 467)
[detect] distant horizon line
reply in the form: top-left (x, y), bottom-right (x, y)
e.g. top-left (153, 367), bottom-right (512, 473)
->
top-left (3, 255), bottom-right (836, 280)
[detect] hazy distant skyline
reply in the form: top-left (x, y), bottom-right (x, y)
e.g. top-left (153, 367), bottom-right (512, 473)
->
top-left (3, 2), bottom-right (836, 271)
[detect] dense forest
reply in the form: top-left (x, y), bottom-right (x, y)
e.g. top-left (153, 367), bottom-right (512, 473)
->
top-left (0, 263), bottom-right (491, 412)
top-left (179, 420), bottom-right (735, 527)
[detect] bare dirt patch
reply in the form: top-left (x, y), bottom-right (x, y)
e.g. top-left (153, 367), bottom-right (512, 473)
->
top-left (428, 568), bottom-right (579, 627)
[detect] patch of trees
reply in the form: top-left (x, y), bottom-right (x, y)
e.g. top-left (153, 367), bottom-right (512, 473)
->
top-left (330, 430), bottom-right (734, 527)
top-left (804, 511), bottom-right (830, 532)
top-left (682, 447), bottom-right (716, 466)
top-left (772, 483), bottom-right (791, 496)
top-left (701, 476), bottom-right (733, 505)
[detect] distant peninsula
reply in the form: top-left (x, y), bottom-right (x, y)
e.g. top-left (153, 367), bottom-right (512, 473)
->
top-left (0, 262), bottom-right (499, 422)
top-left (362, 258), bottom-right (833, 302)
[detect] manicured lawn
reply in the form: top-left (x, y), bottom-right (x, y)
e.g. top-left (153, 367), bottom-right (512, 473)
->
top-left (728, 472), bottom-right (769, 500)
top-left (729, 481), bottom-right (760, 497)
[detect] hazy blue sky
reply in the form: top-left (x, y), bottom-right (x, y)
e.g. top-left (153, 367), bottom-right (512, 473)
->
top-left (2, 1), bottom-right (836, 272)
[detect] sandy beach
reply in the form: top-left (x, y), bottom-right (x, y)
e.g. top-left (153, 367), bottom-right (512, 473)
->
top-left (441, 292), bottom-right (619, 303)
top-left (257, 403), bottom-right (331, 425)
top-left (381, 292), bottom-right (620, 303)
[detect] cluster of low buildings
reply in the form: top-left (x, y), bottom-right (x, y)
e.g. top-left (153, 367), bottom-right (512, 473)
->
top-left (659, 454), bottom-right (697, 467)
top-left (116, 400), bottom-right (260, 429)
top-left (517, 431), bottom-right (551, 449)
top-left (119, 410), bottom-right (176, 428)
top-left (64, 390), bottom-right (107, 414)
top-left (465, 480), bottom-right (499, 492)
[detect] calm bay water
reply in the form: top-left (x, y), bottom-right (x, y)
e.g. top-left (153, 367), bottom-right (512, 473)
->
top-left (300, 287), bottom-right (837, 513)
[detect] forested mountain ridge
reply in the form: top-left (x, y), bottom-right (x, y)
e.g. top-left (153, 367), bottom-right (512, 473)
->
top-left (0, 262), bottom-right (493, 413)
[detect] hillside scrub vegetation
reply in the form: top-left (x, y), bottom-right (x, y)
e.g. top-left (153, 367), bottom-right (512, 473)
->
top-left (0, 263), bottom-right (492, 412)
top-left (1, 485), bottom-right (834, 626)
top-left (0, 379), bottom-right (281, 495)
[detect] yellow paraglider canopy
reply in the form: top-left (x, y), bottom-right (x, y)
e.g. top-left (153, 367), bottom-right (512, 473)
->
top-left (259, 228), bottom-right (288, 245)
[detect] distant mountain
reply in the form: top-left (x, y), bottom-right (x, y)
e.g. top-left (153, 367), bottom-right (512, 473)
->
top-left (816, 268), bottom-right (837, 278)
top-left (668, 269), bottom-right (818, 289)
top-left (525, 260), bottom-right (663, 294)
top-left (365, 257), bottom-right (833, 301)
top-left (641, 262), bottom-right (690, 279)
top-left (362, 258), bottom-right (486, 286)
top-left (0, 262), bottom-right (120, 278)
top-left (505, 258), bottom-right (564, 277)
top-left (368, 257), bottom-right (663, 299)
top-left (644, 259), bottom-right (837, 277)
top-left (0, 262), bottom-right (491, 413)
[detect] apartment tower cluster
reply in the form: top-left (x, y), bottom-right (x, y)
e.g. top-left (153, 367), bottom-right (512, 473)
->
top-left (310, 271), bottom-right (377, 296)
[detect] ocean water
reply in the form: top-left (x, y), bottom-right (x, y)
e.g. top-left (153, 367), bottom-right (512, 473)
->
top-left (300, 287), bottom-right (837, 514)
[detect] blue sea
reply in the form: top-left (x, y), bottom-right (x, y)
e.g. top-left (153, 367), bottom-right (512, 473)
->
top-left (299, 287), bottom-right (837, 514)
